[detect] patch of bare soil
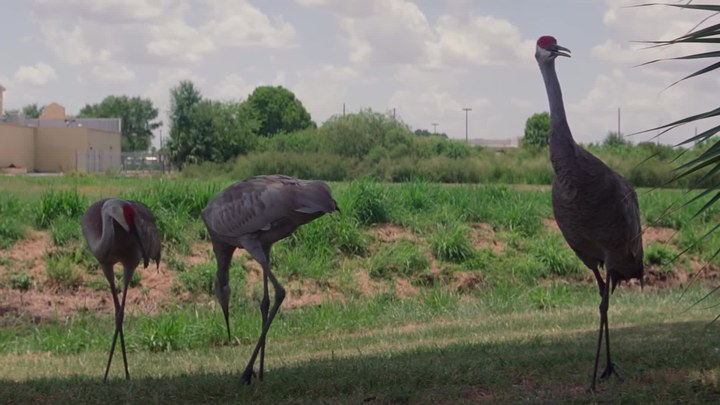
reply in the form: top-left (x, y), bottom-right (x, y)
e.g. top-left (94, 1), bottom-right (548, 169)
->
top-left (470, 222), bottom-right (504, 253)
top-left (451, 271), bottom-right (483, 293)
top-left (374, 223), bottom-right (416, 243)
top-left (355, 269), bottom-right (389, 297)
top-left (643, 226), bottom-right (677, 245)
top-left (395, 278), bottom-right (419, 298)
top-left (0, 231), bottom-right (191, 324)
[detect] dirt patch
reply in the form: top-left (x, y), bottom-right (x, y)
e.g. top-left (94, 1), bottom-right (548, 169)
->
top-left (355, 269), bottom-right (389, 297)
top-left (374, 224), bottom-right (416, 243)
top-left (451, 271), bottom-right (483, 293)
top-left (470, 222), bottom-right (504, 253)
top-left (542, 218), bottom-right (561, 233)
top-left (643, 226), bottom-right (678, 245)
top-left (0, 231), bottom-right (189, 324)
top-left (284, 278), bottom-right (345, 309)
top-left (395, 278), bottom-right (419, 299)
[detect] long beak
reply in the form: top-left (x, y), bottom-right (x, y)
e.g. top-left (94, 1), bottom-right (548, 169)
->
top-left (551, 44), bottom-right (571, 58)
top-left (130, 226), bottom-right (150, 268)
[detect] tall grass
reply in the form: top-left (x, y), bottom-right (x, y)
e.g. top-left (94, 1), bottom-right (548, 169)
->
top-left (0, 195), bottom-right (27, 249)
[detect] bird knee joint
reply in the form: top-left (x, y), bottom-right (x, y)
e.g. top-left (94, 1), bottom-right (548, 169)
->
top-left (275, 286), bottom-right (286, 303)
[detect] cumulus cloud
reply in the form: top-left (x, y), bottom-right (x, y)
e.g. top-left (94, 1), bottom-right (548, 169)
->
top-left (292, 64), bottom-right (360, 122)
top-left (30, 0), bottom-right (297, 79)
top-left (211, 74), bottom-right (256, 102)
top-left (13, 63), bottom-right (57, 85)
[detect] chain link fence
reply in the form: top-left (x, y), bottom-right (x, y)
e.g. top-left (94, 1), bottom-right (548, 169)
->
top-left (76, 150), bottom-right (167, 174)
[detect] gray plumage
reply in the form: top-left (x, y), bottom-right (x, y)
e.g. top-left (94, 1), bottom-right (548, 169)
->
top-left (81, 198), bottom-right (161, 382)
top-left (202, 174), bottom-right (339, 384)
top-left (535, 36), bottom-right (644, 392)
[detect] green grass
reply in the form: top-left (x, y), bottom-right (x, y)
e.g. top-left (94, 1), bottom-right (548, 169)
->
top-left (1, 289), bottom-right (719, 403)
top-left (3, 175), bottom-right (720, 403)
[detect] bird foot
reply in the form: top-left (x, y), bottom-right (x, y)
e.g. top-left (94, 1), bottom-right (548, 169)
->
top-left (600, 362), bottom-right (621, 381)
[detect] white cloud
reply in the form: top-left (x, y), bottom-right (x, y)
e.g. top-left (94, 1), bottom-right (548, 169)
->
top-left (31, 0), bottom-right (184, 23)
top-left (292, 64), bottom-right (360, 122)
top-left (146, 21), bottom-right (216, 63)
top-left (211, 74), bottom-right (255, 102)
top-left (203, 0), bottom-right (297, 48)
top-left (430, 15), bottom-right (533, 68)
top-left (90, 62), bottom-right (135, 83)
top-left (13, 63), bottom-right (57, 85)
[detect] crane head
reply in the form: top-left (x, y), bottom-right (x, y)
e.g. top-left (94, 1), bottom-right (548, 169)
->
top-left (536, 36), bottom-right (571, 62)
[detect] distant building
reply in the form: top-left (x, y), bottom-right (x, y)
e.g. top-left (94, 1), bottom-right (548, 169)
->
top-left (468, 137), bottom-right (521, 148)
top-left (0, 90), bottom-right (121, 173)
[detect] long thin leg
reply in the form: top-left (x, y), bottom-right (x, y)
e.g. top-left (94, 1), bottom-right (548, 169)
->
top-left (101, 264), bottom-right (131, 382)
top-left (258, 244), bottom-right (271, 381)
top-left (589, 272), bottom-right (614, 392)
top-left (117, 266), bottom-right (133, 380)
top-left (212, 241), bottom-right (235, 341)
top-left (240, 242), bottom-right (285, 385)
top-left (599, 273), bottom-right (618, 381)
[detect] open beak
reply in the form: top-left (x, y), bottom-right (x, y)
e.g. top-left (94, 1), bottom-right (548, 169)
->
top-left (551, 44), bottom-right (571, 58)
top-left (130, 225), bottom-right (150, 268)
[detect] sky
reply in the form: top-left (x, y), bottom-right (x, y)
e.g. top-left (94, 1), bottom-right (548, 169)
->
top-left (1, 0), bottom-right (719, 148)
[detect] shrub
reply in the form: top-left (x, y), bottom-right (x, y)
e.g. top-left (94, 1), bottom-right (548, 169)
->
top-left (369, 239), bottom-right (430, 279)
top-left (0, 195), bottom-right (26, 249)
top-left (33, 189), bottom-right (87, 229)
top-left (179, 263), bottom-right (215, 294)
top-left (45, 251), bottom-right (83, 289)
top-left (645, 242), bottom-right (678, 275)
top-left (342, 180), bottom-right (389, 226)
top-left (430, 223), bottom-right (473, 263)
top-left (10, 271), bottom-right (32, 291)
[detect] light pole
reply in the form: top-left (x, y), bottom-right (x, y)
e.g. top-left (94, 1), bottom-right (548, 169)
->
top-left (462, 107), bottom-right (472, 145)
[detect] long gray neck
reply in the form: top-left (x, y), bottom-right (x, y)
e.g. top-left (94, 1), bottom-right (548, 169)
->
top-left (89, 203), bottom-right (116, 258)
top-left (538, 59), bottom-right (569, 129)
top-left (538, 58), bottom-right (578, 169)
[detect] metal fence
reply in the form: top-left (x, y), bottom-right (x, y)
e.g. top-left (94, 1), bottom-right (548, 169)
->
top-left (76, 150), bottom-right (167, 173)
top-left (120, 151), bottom-right (167, 173)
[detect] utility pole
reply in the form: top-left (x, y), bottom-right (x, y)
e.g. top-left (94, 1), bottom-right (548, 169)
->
top-left (342, 103), bottom-right (345, 116)
top-left (431, 122), bottom-right (438, 134)
top-left (462, 107), bottom-right (472, 145)
top-left (617, 107), bottom-right (621, 136)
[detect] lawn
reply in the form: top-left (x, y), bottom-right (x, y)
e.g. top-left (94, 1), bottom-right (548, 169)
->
top-left (1, 174), bottom-right (720, 403)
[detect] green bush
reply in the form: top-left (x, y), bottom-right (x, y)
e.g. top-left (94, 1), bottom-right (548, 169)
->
top-left (33, 189), bottom-right (87, 229)
top-left (179, 263), bottom-right (215, 294)
top-left (45, 251), bottom-right (83, 289)
top-left (342, 180), bottom-right (389, 226)
top-left (369, 239), bottom-right (430, 279)
top-left (0, 195), bottom-right (26, 249)
top-left (430, 223), bottom-right (473, 263)
top-left (10, 271), bottom-right (33, 291)
top-left (645, 242), bottom-right (678, 275)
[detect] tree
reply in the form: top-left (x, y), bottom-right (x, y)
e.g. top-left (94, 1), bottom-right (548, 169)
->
top-left (244, 86), bottom-right (315, 136)
top-left (522, 112), bottom-right (550, 147)
top-left (321, 109), bottom-right (413, 158)
top-left (78, 96), bottom-right (161, 151)
top-left (22, 103), bottom-right (43, 119)
top-left (166, 81), bottom-right (258, 167)
top-left (414, 128), bottom-right (449, 138)
top-left (602, 131), bottom-right (632, 148)
top-left (167, 81), bottom-right (203, 168)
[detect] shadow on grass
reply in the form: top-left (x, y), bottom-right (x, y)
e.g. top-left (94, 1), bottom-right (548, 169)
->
top-left (1, 320), bottom-right (719, 404)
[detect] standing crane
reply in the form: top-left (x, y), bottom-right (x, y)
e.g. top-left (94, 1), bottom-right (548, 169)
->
top-left (202, 175), bottom-right (339, 384)
top-left (81, 198), bottom-right (162, 382)
top-left (535, 36), bottom-right (644, 391)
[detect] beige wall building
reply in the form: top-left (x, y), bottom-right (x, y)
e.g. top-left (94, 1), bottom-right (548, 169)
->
top-left (0, 123), bottom-right (35, 170)
top-left (1, 99), bottom-right (121, 173)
